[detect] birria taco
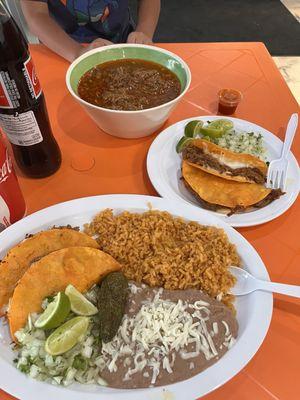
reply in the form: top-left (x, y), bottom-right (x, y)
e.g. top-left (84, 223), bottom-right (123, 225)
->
top-left (182, 139), bottom-right (268, 184)
top-left (8, 247), bottom-right (121, 339)
top-left (0, 229), bottom-right (99, 315)
top-left (182, 161), bottom-right (283, 214)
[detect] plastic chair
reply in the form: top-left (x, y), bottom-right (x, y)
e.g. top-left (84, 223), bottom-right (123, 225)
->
top-left (4, 0), bottom-right (39, 43)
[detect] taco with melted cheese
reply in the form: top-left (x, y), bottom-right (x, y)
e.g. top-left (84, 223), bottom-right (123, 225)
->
top-left (182, 161), bottom-right (283, 214)
top-left (182, 139), bottom-right (268, 184)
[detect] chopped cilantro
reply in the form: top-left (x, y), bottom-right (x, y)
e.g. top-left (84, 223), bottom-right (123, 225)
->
top-left (19, 364), bottom-right (30, 374)
top-left (46, 295), bottom-right (55, 303)
top-left (72, 355), bottom-right (87, 371)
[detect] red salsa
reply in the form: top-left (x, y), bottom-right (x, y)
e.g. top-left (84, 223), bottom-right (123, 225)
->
top-left (218, 88), bottom-right (242, 115)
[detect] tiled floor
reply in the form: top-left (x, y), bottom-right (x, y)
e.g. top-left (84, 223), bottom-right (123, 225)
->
top-left (281, 0), bottom-right (300, 22)
top-left (276, 1), bottom-right (300, 104)
top-left (273, 56), bottom-right (300, 104)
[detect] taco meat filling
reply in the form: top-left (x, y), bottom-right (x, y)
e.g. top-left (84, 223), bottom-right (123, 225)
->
top-left (182, 145), bottom-right (265, 184)
top-left (251, 188), bottom-right (283, 208)
top-left (183, 177), bottom-right (283, 215)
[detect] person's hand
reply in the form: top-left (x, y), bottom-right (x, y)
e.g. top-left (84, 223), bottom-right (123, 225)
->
top-left (127, 31), bottom-right (153, 45)
top-left (76, 38), bottom-right (113, 59)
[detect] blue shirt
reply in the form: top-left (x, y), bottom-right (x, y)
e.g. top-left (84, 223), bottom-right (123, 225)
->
top-left (33, 0), bottom-right (133, 43)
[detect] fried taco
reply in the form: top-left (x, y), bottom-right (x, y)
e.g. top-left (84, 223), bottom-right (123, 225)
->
top-left (182, 161), bottom-right (283, 214)
top-left (8, 247), bottom-right (121, 338)
top-left (182, 139), bottom-right (268, 184)
top-left (0, 229), bottom-right (99, 315)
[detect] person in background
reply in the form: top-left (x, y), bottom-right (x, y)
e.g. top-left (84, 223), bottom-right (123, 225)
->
top-left (20, 0), bottom-right (161, 62)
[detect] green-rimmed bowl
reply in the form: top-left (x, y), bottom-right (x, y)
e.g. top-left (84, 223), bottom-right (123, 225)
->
top-left (66, 44), bottom-right (191, 138)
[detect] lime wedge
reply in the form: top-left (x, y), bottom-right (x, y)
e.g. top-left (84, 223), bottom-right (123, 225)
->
top-left (176, 137), bottom-right (193, 153)
top-left (200, 126), bottom-right (224, 138)
top-left (208, 119), bottom-right (234, 132)
top-left (34, 292), bottom-right (70, 330)
top-left (65, 284), bottom-right (98, 316)
top-left (45, 316), bottom-right (89, 355)
top-left (184, 120), bottom-right (204, 137)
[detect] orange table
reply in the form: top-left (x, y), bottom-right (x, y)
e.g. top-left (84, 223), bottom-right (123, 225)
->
top-left (1, 43), bottom-right (300, 400)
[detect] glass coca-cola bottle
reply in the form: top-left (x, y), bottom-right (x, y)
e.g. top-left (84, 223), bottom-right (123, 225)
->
top-left (0, 1), bottom-right (61, 178)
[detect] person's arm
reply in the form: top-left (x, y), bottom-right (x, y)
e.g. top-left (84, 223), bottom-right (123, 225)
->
top-left (127, 0), bottom-right (160, 44)
top-left (21, 1), bottom-right (112, 62)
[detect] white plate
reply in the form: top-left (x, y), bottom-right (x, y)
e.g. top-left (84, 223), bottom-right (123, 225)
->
top-left (147, 116), bottom-right (300, 227)
top-left (0, 194), bottom-right (272, 400)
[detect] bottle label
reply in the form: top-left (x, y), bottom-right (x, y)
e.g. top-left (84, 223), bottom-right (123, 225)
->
top-left (0, 148), bottom-right (13, 184)
top-left (0, 195), bottom-right (11, 232)
top-left (0, 149), bottom-right (12, 230)
top-left (23, 56), bottom-right (42, 100)
top-left (0, 111), bottom-right (43, 146)
top-left (0, 71), bottom-right (21, 109)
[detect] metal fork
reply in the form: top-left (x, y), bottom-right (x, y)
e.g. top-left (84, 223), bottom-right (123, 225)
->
top-left (266, 113), bottom-right (298, 191)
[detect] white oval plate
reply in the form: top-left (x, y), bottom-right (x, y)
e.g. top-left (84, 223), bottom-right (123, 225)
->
top-left (147, 116), bottom-right (300, 227)
top-left (0, 194), bottom-right (272, 400)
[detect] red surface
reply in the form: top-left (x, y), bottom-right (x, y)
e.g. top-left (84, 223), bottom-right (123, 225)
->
top-left (1, 42), bottom-right (300, 400)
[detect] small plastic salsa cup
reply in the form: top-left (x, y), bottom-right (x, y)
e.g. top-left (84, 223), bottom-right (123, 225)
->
top-left (218, 88), bottom-right (242, 115)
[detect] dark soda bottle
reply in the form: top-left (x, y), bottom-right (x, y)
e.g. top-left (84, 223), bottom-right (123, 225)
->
top-left (0, 1), bottom-right (61, 178)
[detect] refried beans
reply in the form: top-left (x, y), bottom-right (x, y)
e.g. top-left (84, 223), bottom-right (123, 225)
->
top-left (98, 282), bottom-right (238, 388)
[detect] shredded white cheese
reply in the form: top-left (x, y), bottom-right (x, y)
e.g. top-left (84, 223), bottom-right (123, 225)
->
top-left (216, 293), bottom-right (223, 301)
top-left (99, 284), bottom-right (235, 385)
top-left (222, 320), bottom-right (230, 336)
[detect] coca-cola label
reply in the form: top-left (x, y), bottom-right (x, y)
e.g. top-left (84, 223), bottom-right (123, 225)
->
top-left (0, 75), bottom-right (12, 108)
top-left (0, 149), bottom-right (13, 184)
top-left (0, 71), bottom-right (20, 109)
top-left (0, 149), bottom-right (13, 231)
top-left (23, 56), bottom-right (42, 99)
top-left (0, 195), bottom-right (11, 231)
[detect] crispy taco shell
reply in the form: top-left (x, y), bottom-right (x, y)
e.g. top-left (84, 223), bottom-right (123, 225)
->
top-left (182, 160), bottom-right (271, 210)
top-left (182, 139), bottom-right (268, 184)
top-left (0, 229), bottom-right (99, 315)
top-left (8, 247), bottom-right (121, 339)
